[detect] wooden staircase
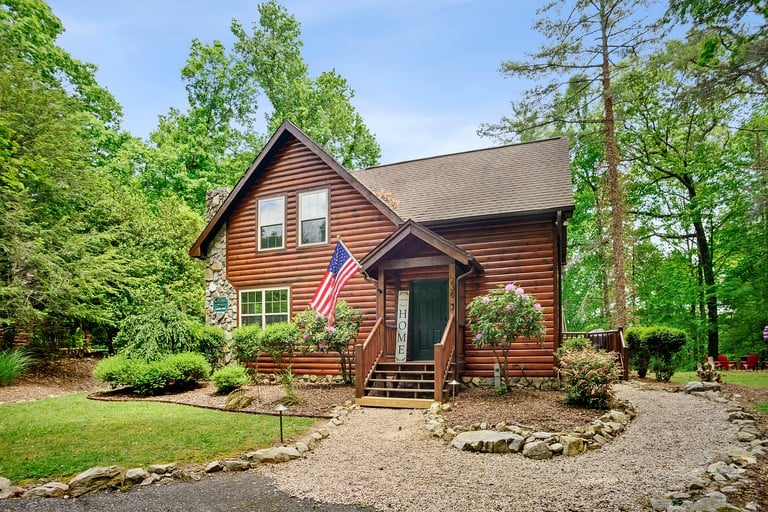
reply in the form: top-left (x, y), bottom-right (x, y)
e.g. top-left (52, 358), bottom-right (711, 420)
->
top-left (356, 360), bottom-right (449, 409)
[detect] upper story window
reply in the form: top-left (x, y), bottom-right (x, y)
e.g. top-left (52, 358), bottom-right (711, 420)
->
top-left (298, 189), bottom-right (328, 246)
top-left (258, 196), bottom-right (285, 250)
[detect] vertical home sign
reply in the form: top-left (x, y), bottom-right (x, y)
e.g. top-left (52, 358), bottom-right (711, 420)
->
top-left (395, 291), bottom-right (409, 362)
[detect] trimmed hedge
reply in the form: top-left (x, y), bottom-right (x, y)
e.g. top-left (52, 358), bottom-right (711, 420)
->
top-left (94, 352), bottom-right (211, 396)
top-left (211, 365), bottom-right (251, 394)
top-left (626, 326), bottom-right (687, 382)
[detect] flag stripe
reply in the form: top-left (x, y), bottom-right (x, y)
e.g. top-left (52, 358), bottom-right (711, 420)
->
top-left (309, 242), bottom-right (360, 325)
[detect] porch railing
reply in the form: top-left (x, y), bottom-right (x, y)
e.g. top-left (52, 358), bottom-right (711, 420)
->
top-left (433, 312), bottom-right (456, 403)
top-left (355, 317), bottom-right (385, 398)
top-left (563, 329), bottom-right (629, 380)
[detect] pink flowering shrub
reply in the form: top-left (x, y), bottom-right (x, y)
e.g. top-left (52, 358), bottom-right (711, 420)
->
top-left (467, 283), bottom-right (546, 390)
top-left (556, 340), bottom-right (619, 409)
top-left (294, 301), bottom-right (362, 385)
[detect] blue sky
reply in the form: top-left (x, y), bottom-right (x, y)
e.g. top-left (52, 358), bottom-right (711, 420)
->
top-left (47, 1), bottom-right (544, 164)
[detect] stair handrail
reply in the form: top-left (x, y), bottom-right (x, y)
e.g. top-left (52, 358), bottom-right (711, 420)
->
top-left (434, 312), bottom-right (456, 402)
top-left (355, 317), bottom-right (384, 398)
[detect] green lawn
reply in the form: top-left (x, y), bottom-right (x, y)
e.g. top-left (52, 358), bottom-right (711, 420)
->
top-left (670, 370), bottom-right (768, 387)
top-left (0, 393), bottom-right (316, 483)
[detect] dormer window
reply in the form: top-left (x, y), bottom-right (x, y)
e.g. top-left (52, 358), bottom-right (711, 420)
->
top-left (299, 189), bottom-right (328, 246)
top-left (258, 196), bottom-right (285, 250)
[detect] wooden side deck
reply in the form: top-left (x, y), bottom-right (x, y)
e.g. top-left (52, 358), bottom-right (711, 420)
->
top-left (563, 329), bottom-right (629, 380)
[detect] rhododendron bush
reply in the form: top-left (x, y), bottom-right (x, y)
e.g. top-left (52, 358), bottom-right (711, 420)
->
top-left (467, 283), bottom-right (545, 390)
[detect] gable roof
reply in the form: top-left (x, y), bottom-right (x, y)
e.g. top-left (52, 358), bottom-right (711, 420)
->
top-left (352, 137), bottom-right (574, 224)
top-left (360, 219), bottom-right (483, 275)
top-left (189, 120), bottom-right (402, 258)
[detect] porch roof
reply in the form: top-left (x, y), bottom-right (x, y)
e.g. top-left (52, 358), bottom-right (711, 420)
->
top-left (360, 219), bottom-right (483, 275)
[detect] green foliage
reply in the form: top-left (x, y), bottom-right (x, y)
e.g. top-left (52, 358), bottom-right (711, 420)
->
top-left (230, 324), bottom-right (262, 362)
top-left (625, 327), bottom-right (651, 379)
top-left (627, 326), bottom-right (687, 382)
top-left (187, 323), bottom-right (227, 368)
top-left (113, 303), bottom-right (193, 361)
top-left (0, 349), bottom-right (34, 386)
top-left (467, 283), bottom-right (545, 390)
top-left (278, 366), bottom-right (302, 406)
top-left (557, 337), bottom-right (593, 356)
top-left (557, 345), bottom-right (620, 409)
top-left (93, 352), bottom-right (211, 396)
top-left (0, 393), bottom-right (315, 482)
top-left (259, 322), bottom-right (299, 370)
top-left (294, 301), bottom-right (362, 384)
top-left (211, 365), bottom-right (251, 394)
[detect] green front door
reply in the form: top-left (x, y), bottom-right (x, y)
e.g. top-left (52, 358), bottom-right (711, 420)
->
top-left (410, 279), bottom-right (449, 361)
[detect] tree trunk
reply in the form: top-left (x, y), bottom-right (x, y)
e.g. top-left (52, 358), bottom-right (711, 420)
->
top-left (600, 0), bottom-right (628, 328)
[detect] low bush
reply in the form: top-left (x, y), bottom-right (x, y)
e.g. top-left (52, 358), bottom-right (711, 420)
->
top-left (230, 324), bottom-right (262, 362)
top-left (557, 345), bottom-right (619, 409)
top-left (260, 322), bottom-right (300, 370)
top-left (187, 324), bottom-right (227, 368)
top-left (0, 349), bottom-right (34, 386)
top-left (626, 325), bottom-right (686, 381)
top-left (211, 365), bottom-right (251, 394)
top-left (93, 353), bottom-right (211, 396)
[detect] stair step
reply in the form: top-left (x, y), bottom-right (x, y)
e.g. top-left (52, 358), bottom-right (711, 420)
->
top-left (368, 378), bottom-right (435, 384)
top-left (371, 370), bottom-right (435, 376)
top-left (355, 396), bottom-right (435, 409)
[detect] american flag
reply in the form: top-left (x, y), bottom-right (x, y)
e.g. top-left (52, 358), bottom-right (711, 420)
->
top-left (309, 242), bottom-right (360, 325)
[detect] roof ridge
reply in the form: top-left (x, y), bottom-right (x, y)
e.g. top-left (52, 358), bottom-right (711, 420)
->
top-left (355, 136), bottom-right (566, 172)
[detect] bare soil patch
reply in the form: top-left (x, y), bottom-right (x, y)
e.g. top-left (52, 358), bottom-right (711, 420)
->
top-left (0, 356), bottom-right (102, 404)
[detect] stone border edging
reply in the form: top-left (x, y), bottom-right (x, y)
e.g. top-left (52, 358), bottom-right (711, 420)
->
top-left (0, 399), bottom-right (358, 500)
top-left (646, 382), bottom-right (767, 512)
top-left (424, 395), bottom-right (637, 459)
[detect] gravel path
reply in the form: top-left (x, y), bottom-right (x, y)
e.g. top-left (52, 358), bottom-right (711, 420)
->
top-left (263, 383), bottom-right (742, 512)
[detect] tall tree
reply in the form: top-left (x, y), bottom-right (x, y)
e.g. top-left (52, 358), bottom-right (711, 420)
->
top-left (667, 0), bottom-right (768, 98)
top-left (232, 0), bottom-right (381, 169)
top-left (618, 44), bottom-right (749, 357)
top-left (480, 0), bottom-right (658, 329)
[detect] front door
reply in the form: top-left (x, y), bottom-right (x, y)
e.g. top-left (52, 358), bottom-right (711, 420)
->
top-left (410, 279), bottom-right (448, 360)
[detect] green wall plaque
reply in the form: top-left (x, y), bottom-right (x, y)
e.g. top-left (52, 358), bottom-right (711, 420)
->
top-left (212, 296), bottom-right (229, 313)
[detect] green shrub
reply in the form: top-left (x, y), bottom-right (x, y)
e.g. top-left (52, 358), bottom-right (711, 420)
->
top-left (211, 365), bottom-right (251, 394)
top-left (626, 326), bottom-right (686, 382)
top-left (294, 301), bottom-right (363, 385)
top-left (230, 324), bottom-right (262, 362)
top-left (557, 345), bottom-right (619, 408)
top-left (94, 352), bottom-right (211, 396)
top-left (187, 323), bottom-right (227, 368)
top-left (260, 322), bottom-right (300, 370)
top-left (625, 327), bottom-right (651, 378)
top-left (0, 349), bottom-right (34, 386)
top-left (113, 303), bottom-right (194, 361)
top-left (556, 337), bottom-right (593, 357)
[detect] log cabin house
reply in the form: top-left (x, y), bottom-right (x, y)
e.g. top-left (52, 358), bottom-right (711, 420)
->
top-left (190, 120), bottom-right (582, 407)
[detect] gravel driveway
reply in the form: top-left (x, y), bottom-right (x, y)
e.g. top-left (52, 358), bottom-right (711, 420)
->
top-left (2, 384), bottom-right (741, 512)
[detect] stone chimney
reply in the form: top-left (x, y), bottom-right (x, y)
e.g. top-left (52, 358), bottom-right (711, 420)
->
top-left (205, 188), bottom-right (231, 224)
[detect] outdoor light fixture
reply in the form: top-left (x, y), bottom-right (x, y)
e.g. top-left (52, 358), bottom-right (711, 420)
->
top-left (448, 379), bottom-right (460, 403)
top-left (274, 404), bottom-right (288, 444)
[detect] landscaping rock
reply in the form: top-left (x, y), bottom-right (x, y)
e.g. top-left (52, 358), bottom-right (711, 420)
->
top-left (522, 440), bottom-right (552, 460)
top-left (727, 450), bottom-right (757, 466)
top-left (224, 459), bottom-right (250, 472)
top-left (450, 430), bottom-right (524, 453)
top-left (248, 447), bottom-right (301, 463)
top-left (147, 463), bottom-right (177, 475)
top-left (559, 435), bottom-right (586, 456)
top-left (0, 477), bottom-right (24, 500)
top-left (125, 468), bottom-right (149, 484)
top-left (68, 465), bottom-right (124, 497)
top-left (205, 461), bottom-right (223, 473)
top-left (23, 481), bottom-right (69, 498)
top-left (683, 381), bottom-right (721, 393)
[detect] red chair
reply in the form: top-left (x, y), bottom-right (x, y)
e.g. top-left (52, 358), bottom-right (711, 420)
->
top-left (715, 354), bottom-right (734, 370)
top-left (742, 354), bottom-right (760, 371)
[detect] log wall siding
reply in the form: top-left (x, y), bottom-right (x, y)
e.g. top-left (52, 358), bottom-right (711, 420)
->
top-left (435, 220), bottom-right (559, 378)
top-left (225, 138), bottom-right (396, 374)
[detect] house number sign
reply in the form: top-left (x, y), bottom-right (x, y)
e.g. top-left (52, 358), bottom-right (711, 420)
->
top-left (395, 291), bottom-right (409, 363)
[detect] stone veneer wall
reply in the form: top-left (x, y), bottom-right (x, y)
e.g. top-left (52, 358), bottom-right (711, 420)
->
top-left (204, 189), bottom-right (236, 333)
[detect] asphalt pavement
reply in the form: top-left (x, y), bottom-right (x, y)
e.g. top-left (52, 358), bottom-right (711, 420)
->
top-left (1, 472), bottom-right (369, 512)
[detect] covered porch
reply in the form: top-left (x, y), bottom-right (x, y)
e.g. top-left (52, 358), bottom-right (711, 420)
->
top-left (353, 220), bottom-right (482, 408)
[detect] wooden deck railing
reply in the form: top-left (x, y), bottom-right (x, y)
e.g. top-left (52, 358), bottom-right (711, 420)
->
top-left (433, 312), bottom-right (456, 403)
top-left (563, 329), bottom-right (629, 380)
top-left (355, 317), bottom-right (385, 398)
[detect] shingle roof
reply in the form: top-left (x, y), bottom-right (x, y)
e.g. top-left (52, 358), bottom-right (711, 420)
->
top-left (352, 137), bottom-right (574, 224)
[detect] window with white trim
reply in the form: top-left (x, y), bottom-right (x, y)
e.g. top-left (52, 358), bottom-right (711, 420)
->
top-left (239, 288), bottom-right (289, 327)
top-left (258, 197), bottom-right (284, 250)
top-left (298, 189), bottom-right (328, 246)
